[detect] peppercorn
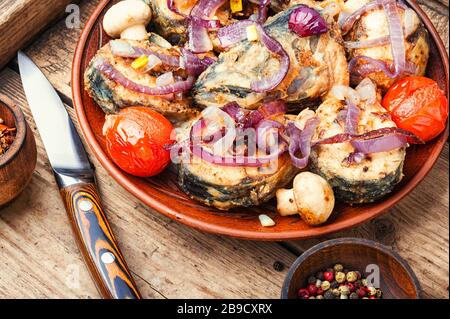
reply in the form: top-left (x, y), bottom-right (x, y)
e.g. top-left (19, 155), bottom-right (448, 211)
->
top-left (323, 271), bottom-right (334, 282)
top-left (354, 280), bottom-right (362, 289)
top-left (324, 290), bottom-right (334, 299)
top-left (307, 283), bottom-right (318, 296)
top-left (362, 297), bottom-right (369, 299)
top-left (309, 296), bottom-right (316, 299)
top-left (315, 271), bottom-right (324, 281)
top-left (350, 292), bottom-right (359, 299)
top-left (316, 288), bottom-right (324, 296)
top-left (340, 294), bottom-right (349, 299)
top-left (339, 285), bottom-right (350, 296)
top-left (369, 296), bottom-right (376, 299)
top-left (326, 268), bottom-right (334, 273)
top-left (335, 272), bottom-right (346, 283)
top-left (357, 288), bottom-right (367, 298)
top-left (355, 271), bottom-right (362, 279)
top-left (332, 288), bottom-right (340, 297)
top-left (367, 286), bottom-right (377, 296)
top-left (343, 268), bottom-right (349, 274)
top-left (316, 295), bottom-right (324, 300)
top-left (361, 279), bottom-right (369, 287)
top-left (307, 276), bottom-right (317, 284)
top-left (330, 281), bottom-right (339, 289)
top-left (298, 288), bottom-right (309, 299)
top-left (347, 282), bottom-right (355, 293)
top-left (315, 279), bottom-right (322, 288)
top-left (321, 280), bottom-right (331, 291)
top-left (346, 271), bottom-right (358, 283)
top-left (333, 263), bottom-right (344, 272)
top-left (376, 289), bottom-right (383, 298)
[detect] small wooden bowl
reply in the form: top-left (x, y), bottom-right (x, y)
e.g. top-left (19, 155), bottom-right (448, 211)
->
top-left (0, 94), bottom-right (37, 207)
top-left (281, 238), bottom-right (421, 299)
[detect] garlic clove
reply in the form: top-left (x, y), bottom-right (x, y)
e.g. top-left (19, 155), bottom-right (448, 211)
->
top-left (259, 214), bottom-right (276, 227)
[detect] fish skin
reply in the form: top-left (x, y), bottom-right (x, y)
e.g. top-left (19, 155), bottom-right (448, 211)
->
top-left (84, 39), bottom-right (199, 122)
top-left (192, 4), bottom-right (349, 111)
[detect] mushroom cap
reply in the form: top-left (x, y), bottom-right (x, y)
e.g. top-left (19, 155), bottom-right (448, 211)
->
top-left (293, 172), bottom-right (335, 226)
top-left (103, 0), bottom-right (152, 38)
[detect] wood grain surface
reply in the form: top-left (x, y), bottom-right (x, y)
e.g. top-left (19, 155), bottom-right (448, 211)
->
top-left (0, 0), bottom-right (79, 70)
top-left (0, 0), bottom-right (448, 299)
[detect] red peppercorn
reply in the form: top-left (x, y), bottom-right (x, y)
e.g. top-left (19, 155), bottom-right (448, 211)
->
top-left (355, 271), bottom-right (362, 279)
top-left (323, 271), bottom-right (334, 282)
top-left (316, 288), bottom-right (324, 296)
top-left (369, 296), bottom-right (376, 299)
top-left (357, 288), bottom-right (367, 298)
top-left (307, 283), bottom-right (318, 296)
top-left (298, 288), bottom-right (310, 299)
top-left (348, 283), bottom-right (355, 293)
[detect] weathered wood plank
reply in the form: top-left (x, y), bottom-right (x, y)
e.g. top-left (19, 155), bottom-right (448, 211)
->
top-left (286, 145), bottom-right (449, 299)
top-left (0, 0), bottom-right (79, 70)
top-left (0, 68), bottom-right (297, 298)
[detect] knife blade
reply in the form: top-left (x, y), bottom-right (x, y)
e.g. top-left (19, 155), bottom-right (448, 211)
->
top-left (18, 51), bottom-right (141, 299)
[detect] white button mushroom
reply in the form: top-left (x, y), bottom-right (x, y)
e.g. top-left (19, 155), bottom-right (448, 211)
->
top-left (103, 0), bottom-right (152, 40)
top-left (276, 172), bottom-right (335, 226)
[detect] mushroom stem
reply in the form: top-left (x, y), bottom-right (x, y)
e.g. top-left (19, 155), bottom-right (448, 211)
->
top-left (121, 24), bottom-right (149, 40)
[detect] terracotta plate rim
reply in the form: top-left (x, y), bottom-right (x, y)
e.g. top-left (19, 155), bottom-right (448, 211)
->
top-left (72, 0), bottom-right (449, 241)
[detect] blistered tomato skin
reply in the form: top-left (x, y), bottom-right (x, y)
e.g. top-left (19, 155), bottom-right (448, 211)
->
top-left (382, 76), bottom-right (449, 143)
top-left (104, 107), bottom-right (174, 177)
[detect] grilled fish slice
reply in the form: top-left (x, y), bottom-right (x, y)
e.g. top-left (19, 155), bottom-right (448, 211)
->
top-left (176, 117), bottom-right (299, 210)
top-left (84, 39), bottom-right (198, 122)
top-left (193, 4), bottom-right (348, 111)
top-left (342, 0), bottom-right (430, 91)
top-left (310, 97), bottom-right (406, 204)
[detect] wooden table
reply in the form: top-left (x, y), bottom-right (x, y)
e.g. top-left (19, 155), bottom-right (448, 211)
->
top-left (0, 0), bottom-right (448, 299)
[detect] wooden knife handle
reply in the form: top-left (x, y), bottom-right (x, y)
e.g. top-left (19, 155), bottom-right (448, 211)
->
top-left (60, 182), bottom-right (141, 299)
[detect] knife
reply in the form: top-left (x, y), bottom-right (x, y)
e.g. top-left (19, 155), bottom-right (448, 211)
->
top-left (18, 51), bottom-right (141, 299)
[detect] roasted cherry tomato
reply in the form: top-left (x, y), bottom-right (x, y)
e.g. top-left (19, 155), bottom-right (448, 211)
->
top-left (382, 76), bottom-right (448, 142)
top-left (103, 107), bottom-right (174, 177)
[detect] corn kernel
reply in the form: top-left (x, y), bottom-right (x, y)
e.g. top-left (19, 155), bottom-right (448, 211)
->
top-left (246, 25), bottom-right (259, 42)
top-left (230, 0), bottom-right (243, 13)
top-left (131, 55), bottom-right (149, 70)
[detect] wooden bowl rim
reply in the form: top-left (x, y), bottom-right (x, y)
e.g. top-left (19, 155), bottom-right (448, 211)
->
top-left (280, 237), bottom-right (422, 299)
top-left (72, 0), bottom-right (449, 241)
top-left (0, 94), bottom-right (27, 167)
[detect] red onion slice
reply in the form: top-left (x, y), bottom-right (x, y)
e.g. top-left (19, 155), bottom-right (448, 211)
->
top-left (180, 48), bottom-right (215, 76)
top-left (382, 0), bottom-right (406, 78)
top-left (345, 99), bottom-right (361, 135)
top-left (218, 20), bottom-right (256, 47)
top-left (288, 5), bottom-right (328, 37)
top-left (351, 134), bottom-right (407, 154)
top-left (167, 0), bottom-right (189, 18)
top-left (251, 25), bottom-right (290, 92)
top-left (344, 36), bottom-right (390, 49)
top-left (286, 117), bottom-right (320, 169)
top-left (109, 41), bottom-right (181, 66)
top-left (94, 60), bottom-right (195, 95)
top-left (248, 0), bottom-right (271, 23)
top-left (222, 100), bottom-right (287, 128)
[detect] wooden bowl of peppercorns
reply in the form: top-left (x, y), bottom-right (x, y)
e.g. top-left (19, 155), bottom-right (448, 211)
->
top-left (281, 238), bottom-right (421, 299)
top-left (0, 94), bottom-right (37, 207)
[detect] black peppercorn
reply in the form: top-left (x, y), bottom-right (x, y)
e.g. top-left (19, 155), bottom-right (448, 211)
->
top-left (308, 276), bottom-right (317, 284)
top-left (330, 281), bottom-right (339, 289)
top-left (316, 271), bottom-right (324, 281)
top-left (324, 290), bottom-right (335, 299)
top-left (326, 268), bottom-right (334, 273)
top-left (350, 292), bottom-right (359, 299)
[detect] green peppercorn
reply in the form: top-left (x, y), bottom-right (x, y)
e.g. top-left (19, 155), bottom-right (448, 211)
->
top-left (316, 271), bottom-right (324, 281)
top-left (324, 290), bottom-right (334, 299)
top-left (361, 279), bottom-right (369, 287)
top-left (321, 280), bottom-right (331, 291)
top-left (340, 294), bottom-right (349, 299)
top-left (350, 292), bottom-right (359, 299)
top-left (307, 276), bottom-right (317, 284)
top-left (330, 281), bottom-right (339, 289)
top-left (316, 295), bottom-right (324, 300)
top-left (346, 271), bottom-right (358, 283)
top-left (367, 286), bottom-right (377, 296)
top-left (332, 288), bottom-right (340, 297)
top-left (339, 285), bottom-right (350, 296)
top-left (376, 289), bottom-right (383, 298)
top-left (315, 279), bottom-right (322, 288)
top-left (333, 264), bottom-right (344, 272)
top-left (335, 272), bottom-right (346, 283)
